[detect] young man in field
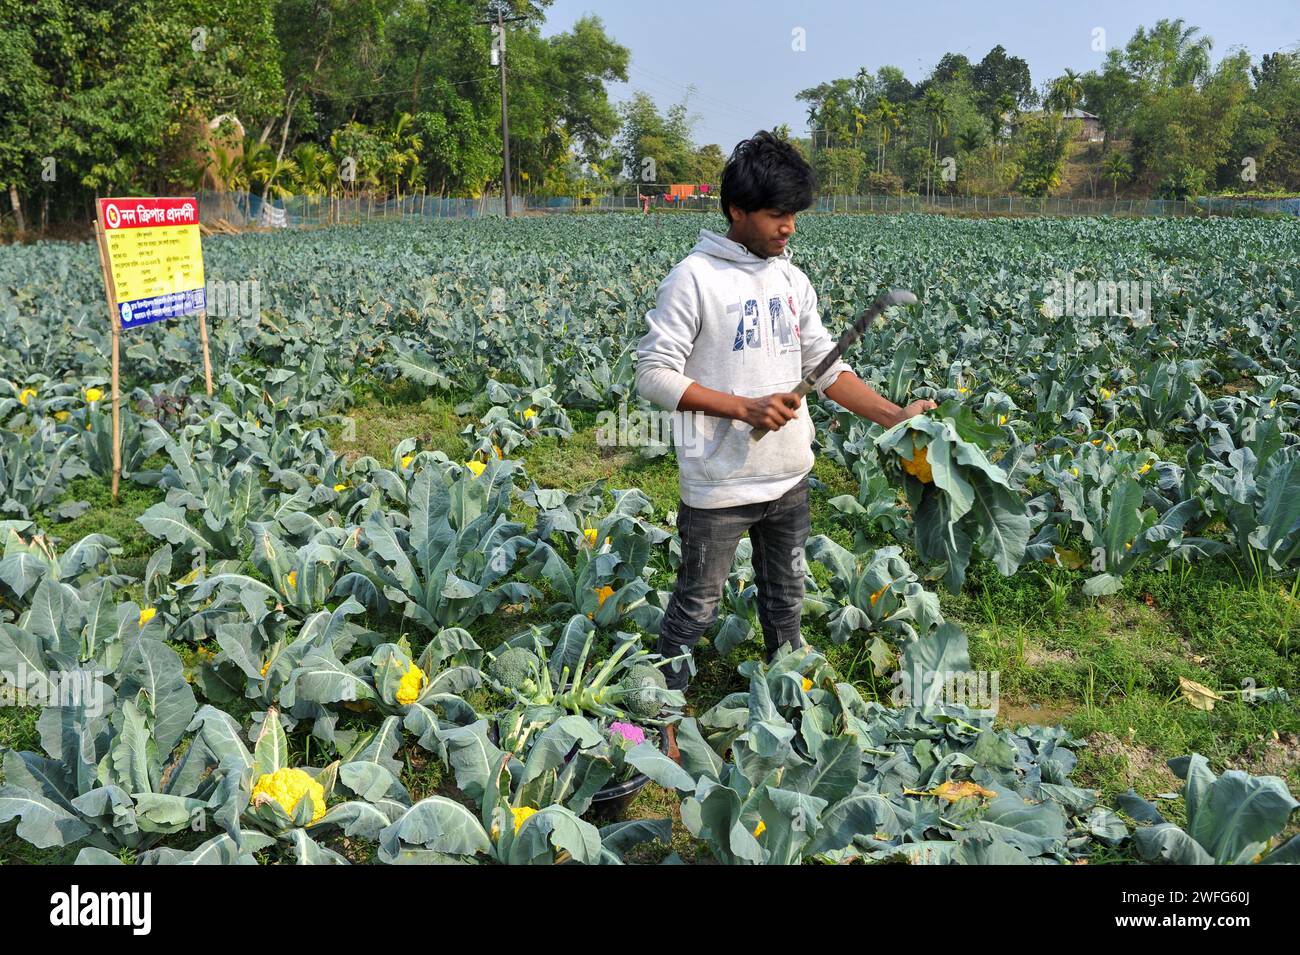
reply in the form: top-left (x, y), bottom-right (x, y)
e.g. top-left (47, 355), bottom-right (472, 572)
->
top-left (636, 130), bottom-right (935, 695)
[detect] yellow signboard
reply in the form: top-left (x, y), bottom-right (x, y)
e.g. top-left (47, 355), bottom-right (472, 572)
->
top-left (94, 195), bottom-right (213, 501)
top-left (97, 197), bottom-right (205, 329)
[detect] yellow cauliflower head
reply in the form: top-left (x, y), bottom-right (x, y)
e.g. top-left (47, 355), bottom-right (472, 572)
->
top-left (899, 439), bottom-right (933, 484)
top-left (395, 662), bottom-right (427, 706)
top-left (250, 767), bottom-right (326, 824)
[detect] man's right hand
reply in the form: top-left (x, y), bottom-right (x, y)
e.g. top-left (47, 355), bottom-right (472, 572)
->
top-left (895, 398), bottom-right (938, 423)
top-left (740, 392), bottom-right (802, 431)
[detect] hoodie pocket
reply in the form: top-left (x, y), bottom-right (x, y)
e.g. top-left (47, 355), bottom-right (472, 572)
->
top-left (697, 381), bottom-right (814, 483)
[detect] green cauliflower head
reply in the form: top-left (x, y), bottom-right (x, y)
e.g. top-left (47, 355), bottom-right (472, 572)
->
top-left (618, 663), bottom-right (666, 720)
top-left (488, 646), bottom-right (542, 694)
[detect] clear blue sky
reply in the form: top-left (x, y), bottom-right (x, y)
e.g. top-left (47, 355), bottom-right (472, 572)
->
top-left (538, 0), bottom-right (1300, 153)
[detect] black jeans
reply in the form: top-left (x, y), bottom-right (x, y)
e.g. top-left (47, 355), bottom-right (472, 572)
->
top-left (656, 476), bottom-right (811, 690)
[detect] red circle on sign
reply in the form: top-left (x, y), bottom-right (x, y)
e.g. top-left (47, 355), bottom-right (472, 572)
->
top-left (105, 204), bottom-right (121, 229)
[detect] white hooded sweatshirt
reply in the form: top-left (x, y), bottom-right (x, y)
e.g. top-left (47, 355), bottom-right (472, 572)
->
top-left (635, 228), bottom-right (851, 509)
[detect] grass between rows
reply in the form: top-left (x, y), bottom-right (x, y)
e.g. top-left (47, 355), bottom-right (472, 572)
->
top-left (3, 379), bottom-right (1297, 863)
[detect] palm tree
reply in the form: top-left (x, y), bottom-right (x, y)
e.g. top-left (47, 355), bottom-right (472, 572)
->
top-left (384, 112), bottom-right (424, 202)
top-left (203, 143), bottom-right (243, 192)
top-left (992, 92), bottom-right (1017, 139)
top-left (1101, 150), bottom-right (1132, 197)
top-left (327, 129), bottom-right (351, 201)
top-left (405, 160), bottom-right (425, 198)
top-left (237, 138), bottom-right (269, 217)
top-left (240, 137), bottom-right (298, 209)
top-left (852, 108), bottom-right (869, 150)
top-left (922, 89), bottom-right (951, 199)
top-left (291, 143), bottom-right (334, 196)
top-left (1046, 70), bottom-right (1084, 115)
top-left (853, 66), bottom-right (871, 109)
top-left (260, 158), bottom-right (299, 201)
top-left (201, 142), bottom-right (246, 220)
top-left (958, 127), bottom-right (984, 154)
top-left (956, 127), bottom-right (984, 194)
top-left (822, 104), bottom-right (848, 151)
top-left (992, 92), bottom-right (1017, 173)
top-left (1139, 18), bottom-right (1213, 88)
top-left (1171, 21), bottom-right (1212, 87)
top-left (873, 97), bottom-right (900, 174)
top-left (291, 143), bottom-right (335, 220)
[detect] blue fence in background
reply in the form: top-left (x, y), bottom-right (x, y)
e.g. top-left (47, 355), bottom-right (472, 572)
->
top-left (196, 190), bottom-right (1300, 230)
top-left (198, 191), bottom-right (526, 228)
top-left (1196, 196), bottom-right (1300, 216)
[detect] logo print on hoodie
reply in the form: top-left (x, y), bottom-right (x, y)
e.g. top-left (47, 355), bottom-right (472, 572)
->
top-left (732, 298), bottom-right (761, 351)
top-left (769, 296), bottom-right (799, 355)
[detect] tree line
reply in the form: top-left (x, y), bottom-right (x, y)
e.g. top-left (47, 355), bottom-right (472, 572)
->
top-left (3, 4), bottom-right (1298, 234)
top-left (2, 0), bottom-right (631, 230)
top-left (794, 20), bottom-right (1300, 200)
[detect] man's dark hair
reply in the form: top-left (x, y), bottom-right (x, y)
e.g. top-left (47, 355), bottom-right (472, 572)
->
top-left (719, 130), bottom-right (816, 223)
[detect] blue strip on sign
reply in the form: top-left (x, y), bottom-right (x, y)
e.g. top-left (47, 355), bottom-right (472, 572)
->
top-left (118, 288), bottom-right (206, 330)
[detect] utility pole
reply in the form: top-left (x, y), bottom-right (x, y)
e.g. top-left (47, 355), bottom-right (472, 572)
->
top-left (481, 3), bottom-right (526, 217)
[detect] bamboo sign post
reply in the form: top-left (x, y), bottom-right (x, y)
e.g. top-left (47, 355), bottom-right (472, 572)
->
top-left (94, 196), bottom-right (212, 501)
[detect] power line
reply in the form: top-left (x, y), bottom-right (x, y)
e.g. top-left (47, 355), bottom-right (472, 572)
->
top-left (623, 64), bottom-right (767, 125)
top-left (511, 64), bottom-right (743, 167)
top-left (305, 73), bottom-right (502, 105)
top-left (302, 56), bottom-right (772, 146)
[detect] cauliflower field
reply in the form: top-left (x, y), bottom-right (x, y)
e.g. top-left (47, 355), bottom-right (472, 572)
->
top-left (0, 212), bottom-right (1297, 865)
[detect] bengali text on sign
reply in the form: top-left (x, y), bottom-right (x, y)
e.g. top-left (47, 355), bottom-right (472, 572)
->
top-left (97, 197), bottom-right (205, 329)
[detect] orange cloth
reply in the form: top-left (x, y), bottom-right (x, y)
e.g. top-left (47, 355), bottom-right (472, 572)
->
top-left (669, 183), bottom-right (696, 200)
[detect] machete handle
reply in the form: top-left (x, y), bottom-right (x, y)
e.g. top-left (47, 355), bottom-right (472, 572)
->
top-left (749, 288), bottom-right (917, 441)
